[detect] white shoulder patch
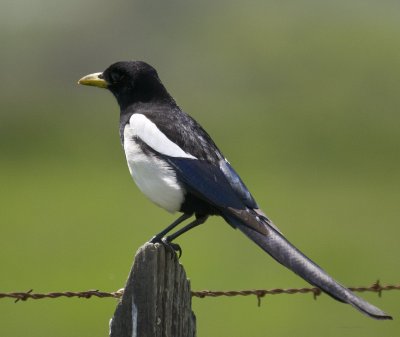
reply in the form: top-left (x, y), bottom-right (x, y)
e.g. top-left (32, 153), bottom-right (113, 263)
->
top-left (127, 114), bottom-right (197, 159)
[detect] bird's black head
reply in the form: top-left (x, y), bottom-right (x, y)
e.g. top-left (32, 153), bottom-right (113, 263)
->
top-left (79, 61), bottom-right (173, 109)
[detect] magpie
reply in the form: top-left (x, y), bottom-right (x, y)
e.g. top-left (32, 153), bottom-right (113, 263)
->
top-left (78, 61), bottom-right (391, 320)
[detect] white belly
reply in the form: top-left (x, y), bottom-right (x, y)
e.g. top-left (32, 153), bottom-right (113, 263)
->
top-left (123, 130), bottom-right (185, 213)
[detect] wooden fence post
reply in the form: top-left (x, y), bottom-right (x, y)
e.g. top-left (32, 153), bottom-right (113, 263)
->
top-left (109, 242), bottom-right (196, 337)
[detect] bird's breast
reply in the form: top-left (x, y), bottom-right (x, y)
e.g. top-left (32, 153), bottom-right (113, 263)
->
top-left (123, 124), bottom-right (185, 213)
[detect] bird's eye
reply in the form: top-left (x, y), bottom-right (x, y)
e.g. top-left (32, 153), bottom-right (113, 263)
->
top-left (109, 72), bottom-right (124, 84)
top-left (110, 73), bottom-right (119, 83)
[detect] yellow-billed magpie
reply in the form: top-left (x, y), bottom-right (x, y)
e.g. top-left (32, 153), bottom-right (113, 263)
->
top-left (78, 61), bottom-right (391, 320)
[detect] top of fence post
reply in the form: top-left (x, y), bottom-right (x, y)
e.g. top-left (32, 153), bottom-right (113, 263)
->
top-left (109, 242), bottom-right (196, 337)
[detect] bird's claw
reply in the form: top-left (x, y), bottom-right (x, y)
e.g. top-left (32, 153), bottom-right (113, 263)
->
top-left (161, 237), bottom-right (182, 258)
top-left (148, 235), bottom-right (182, 258)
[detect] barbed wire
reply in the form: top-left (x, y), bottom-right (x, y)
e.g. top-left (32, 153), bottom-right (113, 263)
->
top-left (192, 281), bottom-right (400, 306)
top-left (0, 280), bottom-right (398, 305)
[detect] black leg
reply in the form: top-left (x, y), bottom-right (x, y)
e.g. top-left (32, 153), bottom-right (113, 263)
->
top-left (163, 215), bottom-right (209, 243)
top-left (150, 213), bottom-right (193, 243)
top-left (161, 215), bottom-right (209, 257)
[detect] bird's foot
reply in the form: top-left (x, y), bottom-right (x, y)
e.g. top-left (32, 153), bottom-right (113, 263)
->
top-left (161, 237), bottom-right (182, 258)
top-left (148, 235), bottom-right (182, 258)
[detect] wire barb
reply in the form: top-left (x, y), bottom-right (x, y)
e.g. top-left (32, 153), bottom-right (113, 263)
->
top-left (0, 281), bottom-right (398, 303)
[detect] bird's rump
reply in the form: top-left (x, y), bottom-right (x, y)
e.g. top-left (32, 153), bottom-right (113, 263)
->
top-left (164, 155), bottom-right (268, 234)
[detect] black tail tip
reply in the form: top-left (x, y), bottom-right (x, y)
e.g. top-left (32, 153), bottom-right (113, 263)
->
top-left (374, 314), bottom-right (393, 320)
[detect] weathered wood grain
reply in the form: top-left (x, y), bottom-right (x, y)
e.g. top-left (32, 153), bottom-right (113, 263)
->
top-left (109, 243), bottom-right (196, 337)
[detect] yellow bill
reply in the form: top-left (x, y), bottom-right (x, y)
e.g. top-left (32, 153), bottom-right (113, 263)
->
top-left (78, 72), bottom-right (107, 88)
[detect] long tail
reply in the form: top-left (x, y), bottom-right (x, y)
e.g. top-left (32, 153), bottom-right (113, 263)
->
top-left (224, 212), bottom-right (392, 320)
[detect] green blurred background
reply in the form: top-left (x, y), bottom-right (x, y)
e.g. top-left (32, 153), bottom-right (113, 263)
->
top-left (1, 0), bottom-right (399, 336)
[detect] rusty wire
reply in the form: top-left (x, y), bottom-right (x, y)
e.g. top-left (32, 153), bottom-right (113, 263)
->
top-left (0, 281), bottom-right (398, 304)
top-left (192, 281), bottom-right (400, 306)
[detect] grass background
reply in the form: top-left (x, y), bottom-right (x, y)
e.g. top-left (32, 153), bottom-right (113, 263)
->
top-left (0, 1), bottom-right (399, 336)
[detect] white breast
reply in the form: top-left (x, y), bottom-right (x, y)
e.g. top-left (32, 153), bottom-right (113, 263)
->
top-left (123, 114), bottom-right (196, 213)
